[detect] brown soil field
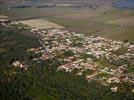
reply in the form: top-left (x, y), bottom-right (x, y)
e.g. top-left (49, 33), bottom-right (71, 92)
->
top-left (18, 19), bottom-right (64, 29)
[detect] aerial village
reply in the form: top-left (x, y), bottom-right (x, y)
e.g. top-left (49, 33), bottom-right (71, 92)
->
top-left (0, 17), bottom-right (134, 93)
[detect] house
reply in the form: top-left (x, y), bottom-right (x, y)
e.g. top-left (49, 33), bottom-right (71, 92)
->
top-left (111, 87), bottom-right (118, 92)
top-left (0, 15), bottom-right (10, 23)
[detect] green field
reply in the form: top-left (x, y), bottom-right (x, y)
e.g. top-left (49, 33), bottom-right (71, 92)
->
top-left (1, 5), bottom-right (134, 43)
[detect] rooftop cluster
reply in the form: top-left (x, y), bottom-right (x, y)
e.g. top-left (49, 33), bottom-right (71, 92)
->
top-left (2, 21), bottom-right (134, 93)
top-left (26, 28), bottom-right (134, 93)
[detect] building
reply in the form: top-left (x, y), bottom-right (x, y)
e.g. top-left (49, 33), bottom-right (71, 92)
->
top-left (0, 15), bottom-right (10, 23)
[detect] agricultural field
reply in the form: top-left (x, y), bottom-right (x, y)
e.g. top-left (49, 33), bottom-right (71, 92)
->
top-left (1, 5), bottom-right (133, 42)
top-left (18, 19), bottom-right (64, 29)
top-left (107, 16), bottom-right (134, 26)
top-left (59, 10), bottom-right (101, 19)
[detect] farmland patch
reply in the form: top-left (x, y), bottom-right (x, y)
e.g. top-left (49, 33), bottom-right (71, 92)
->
top-left (18, 19), bottom-right (64, 29)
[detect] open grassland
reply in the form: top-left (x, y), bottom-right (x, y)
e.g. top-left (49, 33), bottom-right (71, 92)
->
top-left (59, 10), bottom-right (101, 19)
top-left (107, 16), bottom-right (134, 26)
top-left (1, 5), bottom-right (134, 42)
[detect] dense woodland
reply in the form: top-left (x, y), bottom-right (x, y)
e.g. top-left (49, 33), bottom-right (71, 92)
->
top-left (0, 25), bottom-right (134, 100)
